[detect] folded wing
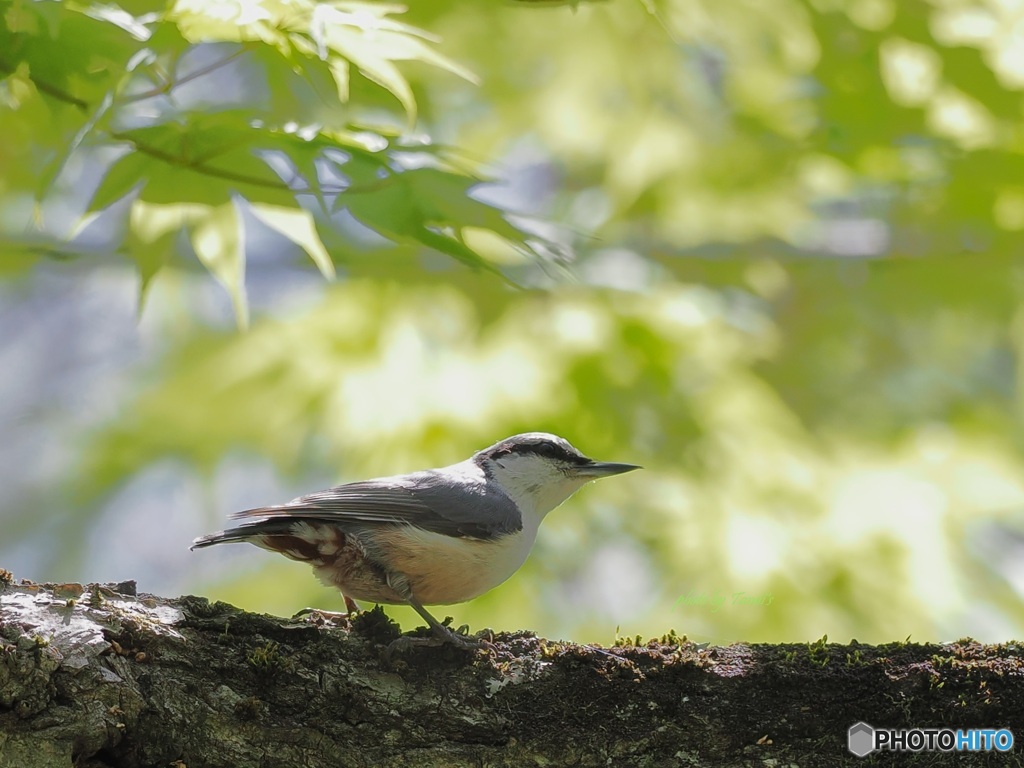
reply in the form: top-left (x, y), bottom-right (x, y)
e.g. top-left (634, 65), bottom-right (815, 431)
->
top-left (191, 470), bottom-right (522, 549)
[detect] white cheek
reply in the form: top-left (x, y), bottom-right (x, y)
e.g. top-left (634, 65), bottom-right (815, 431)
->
top-left (489, 459), bottom-right (585, 517)
top-left (527, 477), bottom-right (586, 517)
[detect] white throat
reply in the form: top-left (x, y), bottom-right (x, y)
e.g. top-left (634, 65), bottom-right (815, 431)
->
top-left (484, 454), bottom-right (590, 522)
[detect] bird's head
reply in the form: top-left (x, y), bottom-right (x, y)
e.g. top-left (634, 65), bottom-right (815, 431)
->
top-left (473, 432), bottom-right (640, 518)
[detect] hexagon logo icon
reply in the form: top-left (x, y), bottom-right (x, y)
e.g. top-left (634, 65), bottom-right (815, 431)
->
top-left (848, 722), bottom-right (875, 757)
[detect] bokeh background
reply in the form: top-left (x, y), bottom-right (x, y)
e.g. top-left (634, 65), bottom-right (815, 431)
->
top-left (4, 0), bottom-right (1024, 646)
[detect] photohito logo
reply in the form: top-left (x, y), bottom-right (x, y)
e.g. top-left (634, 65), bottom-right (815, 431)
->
top-left (847, 722), bottom-right (1014, 757)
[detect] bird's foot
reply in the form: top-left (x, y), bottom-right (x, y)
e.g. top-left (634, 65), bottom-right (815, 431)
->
top-left (291, 607), bottom-right (351, 624)
top-left (434, 619), bottom-right (496, 651)
top-left (442, 623), bottom-right (495, 650)
top-left (383, 624), bottom-right (494, 661)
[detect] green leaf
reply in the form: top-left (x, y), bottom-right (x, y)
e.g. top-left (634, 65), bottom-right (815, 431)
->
top-left (170, 0), bottom-right (281, 46)
top-left (122, 199), bottom-right (208, 308)
top-left (125, 207), bottom-right (178, 316)
top-left (88, 148), bottom-right (148, 212)
top-left (129, 200), bottom-right (206, 243)
top-left (244, 39), bottom-right (347, 127)
top-left (249, 202), bottom-right (335, 278)
top-left (101, 117), bottom-right (299, 207)
top-left (329, 56), bottom-right (349, 103)
top-left (189, 200), bottom-right (248, 328)
top-left (80, 4), bottom-right (152, 41)
top-left (326, 27), bottom-right (416, 122)
top-left (304, 2), bottom-right (479, 123)
top-left (359, 28), bottom-right (478, 86)
top-left (405, 168), bottom-right (524, 239)
top-left (337, 166), bottom-right (528, 271)
top-left (5, 1), bottom-right (144, 106)
top-left (414, 227), bottom-right (502, 276)
top-left (343, 174), bottom-right (418, 236)
top-left (35, 92), bottom-right (114, 202)
top-left (256, 131), bottom-right (350, 213)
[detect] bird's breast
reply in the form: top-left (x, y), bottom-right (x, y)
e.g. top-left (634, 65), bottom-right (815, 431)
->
top-left (370, 524), bottom-right (537, 605)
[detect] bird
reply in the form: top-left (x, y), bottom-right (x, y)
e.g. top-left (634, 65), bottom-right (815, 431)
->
top-left (191, 432), bottom-right (639, 647)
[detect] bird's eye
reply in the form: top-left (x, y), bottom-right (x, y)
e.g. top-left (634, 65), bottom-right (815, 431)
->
top-left (535, 442), bottom-right (557, 458)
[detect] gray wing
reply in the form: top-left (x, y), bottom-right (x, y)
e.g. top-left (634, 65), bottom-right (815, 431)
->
top-left (225, 470), bottom-right (522, 540)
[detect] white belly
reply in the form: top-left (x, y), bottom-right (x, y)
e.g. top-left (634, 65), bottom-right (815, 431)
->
top-left (372, 524), bottom-right (538, 605)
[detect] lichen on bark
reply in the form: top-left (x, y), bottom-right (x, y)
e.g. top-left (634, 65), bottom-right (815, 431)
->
top-left (2, 574), bottom-right (1023, 767)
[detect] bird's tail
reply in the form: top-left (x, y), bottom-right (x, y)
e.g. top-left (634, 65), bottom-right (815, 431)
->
top-left (190, 519), bottom-right (297, 550)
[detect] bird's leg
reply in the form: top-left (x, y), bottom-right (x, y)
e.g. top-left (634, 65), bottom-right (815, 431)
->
top-left (408, 599), bottom-right (469, 643)
top-left (381, 598), bottom-right (491, 659)
top-left (382, 573), bottom-right (493, 651)
top-left (381, 572), bottom-right (491, 653)
top-left (405, 598), bottom-right (493, 650)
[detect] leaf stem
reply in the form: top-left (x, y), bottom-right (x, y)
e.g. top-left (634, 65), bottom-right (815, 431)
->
top-left (120, 47), bottom-right (249, 104)
top-left (0, 59), bottom-right (90, 110)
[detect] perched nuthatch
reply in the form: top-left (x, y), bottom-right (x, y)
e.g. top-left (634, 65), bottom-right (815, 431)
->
top-left (192, 433), bottom-right (639, 646)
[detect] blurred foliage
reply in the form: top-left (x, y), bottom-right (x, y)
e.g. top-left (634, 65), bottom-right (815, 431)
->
top-left (4, 0), bottom-right (1024, 645)
top-left (0, 0), bottom-right (553, 323)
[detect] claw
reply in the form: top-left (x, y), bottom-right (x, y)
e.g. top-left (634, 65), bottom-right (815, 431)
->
top-left (383, 625), bottom-right (493, 662)
top-left (291, 607), bottom-right (349, 623)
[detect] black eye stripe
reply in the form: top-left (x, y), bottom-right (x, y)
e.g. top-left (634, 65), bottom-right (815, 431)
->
top-left (491, 440), bottom-right (590, 465)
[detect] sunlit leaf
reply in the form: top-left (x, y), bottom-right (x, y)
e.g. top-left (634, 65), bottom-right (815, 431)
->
top-left (249, 202), bottom-right (335, 278)
top-left (189, 199), bottom-right (248, 328)
top-left (126, 202), bottom-right (180, 314)
top-left (326, 27), bottom-right (417, 121)
top-left (329, 56), bottom-right (350, 103)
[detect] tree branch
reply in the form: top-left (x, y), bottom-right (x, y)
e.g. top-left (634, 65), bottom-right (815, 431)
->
top-left (120, 48), bottom-right (249, 104)
top-left (0, 59), bottom-right (90, 111)
top-left (1, 573), bottom-right (1021, 767)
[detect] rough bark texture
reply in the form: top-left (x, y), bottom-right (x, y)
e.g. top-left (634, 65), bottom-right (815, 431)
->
top-left (2, 571), bottom-right (1023, 767)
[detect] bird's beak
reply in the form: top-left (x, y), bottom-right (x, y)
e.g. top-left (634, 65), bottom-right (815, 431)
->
top-left (573, 461), bottom-right (642, 478)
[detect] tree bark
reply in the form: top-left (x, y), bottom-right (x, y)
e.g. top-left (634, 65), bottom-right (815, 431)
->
top-left (1, 572), bottom-right (1022, 767)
